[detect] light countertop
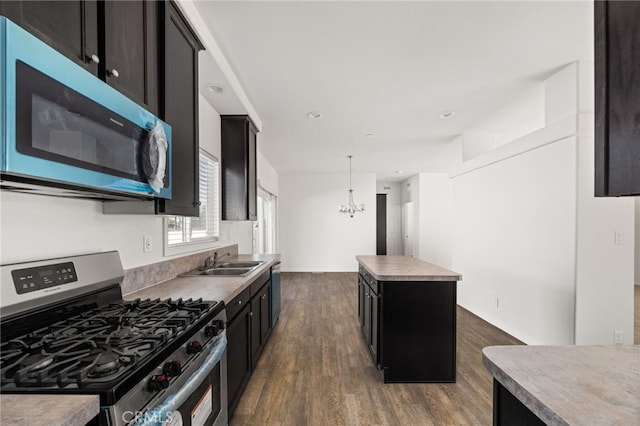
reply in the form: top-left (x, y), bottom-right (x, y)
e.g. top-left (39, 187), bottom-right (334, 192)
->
top-left (124, 254), bottom-right (280, 305)
top-left (0, 394), bottom-right (99, 426)
top-left (482, 345), bottom-right (640, 425)
top-left (356, 255), bottom-right (462, 281)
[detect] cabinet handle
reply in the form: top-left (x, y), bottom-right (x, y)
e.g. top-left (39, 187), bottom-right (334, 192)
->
top-left (249, 312), bottom-right (253, 317)
top-left (262, 294), bottom-right (267, 299)
top-left (238, 300), bottom-right (242, 305)
top-left (86, 54), bottom-right (100, 64)
top-left (109, 68), bottom-right (120, 78)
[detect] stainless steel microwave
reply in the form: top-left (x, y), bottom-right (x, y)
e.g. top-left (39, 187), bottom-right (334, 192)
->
top-left (0, 17), bottom-right (172, 200)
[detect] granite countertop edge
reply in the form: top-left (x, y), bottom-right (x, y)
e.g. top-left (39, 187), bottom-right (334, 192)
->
top-left (356, 255), bottom-right (462, 282)
top-left (481, 345), bottom-right (640, 426)
top-left (482, 346), bottom-right (564, 425)
top-left (0, 394), bottom-right (99, 426)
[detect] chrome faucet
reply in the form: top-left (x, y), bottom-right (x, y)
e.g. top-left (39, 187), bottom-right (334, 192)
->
top-left (203, 251), bottom-right (231, 270)
top-left (212, 251), bottom-right (231, 267)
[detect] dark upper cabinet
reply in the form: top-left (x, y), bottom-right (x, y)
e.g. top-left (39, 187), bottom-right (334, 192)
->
top-left (0, 0), bottom-right (158, 114)
top-left (0, 1), bottom-right (99, 75)
top-left (221, 115), bottom-right (258, 221)
top-left (155, 1), bottom-right (203, 216)
top-left (595, 0), bottom-right (640, 196)
top-left (101, 1), bottom-right (158, 114)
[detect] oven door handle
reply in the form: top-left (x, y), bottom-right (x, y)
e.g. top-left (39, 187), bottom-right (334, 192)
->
top-left (135, 335), bottom-right (227, 426)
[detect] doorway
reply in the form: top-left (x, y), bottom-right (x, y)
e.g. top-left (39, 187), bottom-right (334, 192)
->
top-left (254, 187), bottom-right (277, 254)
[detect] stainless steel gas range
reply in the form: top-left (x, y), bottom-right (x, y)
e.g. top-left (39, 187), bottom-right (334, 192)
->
top-left (0, 251), bottom-right (228, 426)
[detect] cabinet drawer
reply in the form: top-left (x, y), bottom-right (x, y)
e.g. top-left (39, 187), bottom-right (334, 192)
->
top-left (227, 286), bottom-right (251, 321)
top-left (250, 270), bottom-right (271, 296)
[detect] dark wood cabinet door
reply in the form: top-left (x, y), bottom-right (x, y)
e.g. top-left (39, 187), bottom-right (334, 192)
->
top-left (250, 294), bottom-right (261, 367)
top-left (259, 283), bottom-right (271, 344)
top-left (157, 1), bottom-right (203, 216)
top-left (0, 0), bottom-right (98, 75)
top-left (357, 275), bottom-right (365, 328)
top-left (595, 0), bottom-right (640, 196)
top-left (102, 0), bottom-right (158, 113)
top-left (221, 116), bottom-right (259, 221)
top-left (226, 303), bottom-right (252, 417)
top-left (369, 290), bottom-right (379, 362)
top-left (247, 124), bottom-right (258, 220)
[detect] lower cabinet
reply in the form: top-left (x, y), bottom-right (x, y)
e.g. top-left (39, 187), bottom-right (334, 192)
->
top-left (358, 264), bottom-right (457, 383)
top-left (250, 280), bottom-right (271, 368)
top-left (226, 288), bottom-right (251, 417)
top-left (226, 271), bottom-right (273, 417)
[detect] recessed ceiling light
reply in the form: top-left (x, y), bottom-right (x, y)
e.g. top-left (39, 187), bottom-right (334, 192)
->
top-left (440, 111), bottom-right (455, 119)
top-left (366, 133), bottom-right (374, 138)
top-left (207, 84), bottom-right (224, 94)
top-left (307, 111), bottom-right (323, 119)
top-left (395, 170), bottom-right (403, 174)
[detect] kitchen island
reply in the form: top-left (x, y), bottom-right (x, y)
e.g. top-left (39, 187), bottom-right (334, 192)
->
top-left (356, 255), bottom-right (462, 383)
top-left (483, 345), bottom-right (640, 425)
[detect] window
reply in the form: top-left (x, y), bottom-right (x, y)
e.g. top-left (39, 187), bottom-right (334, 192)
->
top-left (165, 150), bottom-right (219, 251)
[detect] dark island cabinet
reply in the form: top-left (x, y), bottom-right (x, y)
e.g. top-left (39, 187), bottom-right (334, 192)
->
top-left (221, 116), bottom-right (258, 221)
top-left (595, 0), bottom-right (640, 196)
top-left (358, 263), bottom-right (457, 383)
top-left (0, 0), bottom-right (159, 114)
top-left (358, 267), bottom-right (379, 363)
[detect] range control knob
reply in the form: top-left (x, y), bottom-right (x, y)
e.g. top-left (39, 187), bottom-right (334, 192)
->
top-left (205, 320), bottom-right (226, 337)
top-left (147, 374), bottom-right (169, 392)
top-left (163, 360), bottom-right (182, 377)
top-left (186, 341), bottom-right (203, 354)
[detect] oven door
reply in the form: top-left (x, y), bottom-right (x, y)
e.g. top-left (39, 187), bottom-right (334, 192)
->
top-left (133, 336), bottom-right (228, 426)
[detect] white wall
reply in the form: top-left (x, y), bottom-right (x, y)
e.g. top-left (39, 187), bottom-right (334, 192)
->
top-left (452, 136), bottom-right (578, 345)
top-left (279, 173), bottom-right (376, 271)
top-left (418, 174), bottom-right (453, 269)
top-left (0, 95), bottom-right (238, 270)
top-left (574, 111), bottom-right (635, 345)
top-left (450, 61), bottom-right (635, 345)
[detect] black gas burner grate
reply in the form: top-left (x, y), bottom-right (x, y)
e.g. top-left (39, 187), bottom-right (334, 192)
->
top-left (0, 298), bottom-right (213, 389)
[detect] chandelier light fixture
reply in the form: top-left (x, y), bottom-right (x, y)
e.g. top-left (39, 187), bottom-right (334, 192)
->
top-left (338, 155), bottom-right (365, 218)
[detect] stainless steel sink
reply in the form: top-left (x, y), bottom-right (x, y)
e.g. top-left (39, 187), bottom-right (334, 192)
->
top-left (194, 268), bottom-right (252, 276)
top-left (215, 261), bottom-right (264, 268)
top-left (180, 260), bottom-right (265, 277)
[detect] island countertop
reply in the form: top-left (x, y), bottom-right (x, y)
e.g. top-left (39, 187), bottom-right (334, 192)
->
top-left (356, 255), bottom-right (462, 281)
top-left (482, 345), bottom-right (640, 425)
top-left (0, 394), bottom-right (99, 426)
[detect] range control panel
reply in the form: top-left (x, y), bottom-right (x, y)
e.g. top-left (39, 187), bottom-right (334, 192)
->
top-left (11, 262), bottom-right (77, 294)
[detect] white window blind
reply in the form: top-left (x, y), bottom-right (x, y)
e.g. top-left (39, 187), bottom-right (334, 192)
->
top-left (166, 150), bottom-right (219, 246)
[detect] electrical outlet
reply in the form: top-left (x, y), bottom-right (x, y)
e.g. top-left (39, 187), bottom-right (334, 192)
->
top-left (143, 235), bottom-right (152, 253)
top-left (614, 231), bottom-right (625, 245)
top-left (614, 330), bottom-right (624, 344)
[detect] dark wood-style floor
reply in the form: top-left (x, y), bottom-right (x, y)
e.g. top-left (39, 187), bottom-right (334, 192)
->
top-left (230, 272), bottom-right (522, 425)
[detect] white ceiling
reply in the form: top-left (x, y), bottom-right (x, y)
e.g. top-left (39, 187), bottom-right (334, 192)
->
top-left (193, 0), bottom-right (593, 181)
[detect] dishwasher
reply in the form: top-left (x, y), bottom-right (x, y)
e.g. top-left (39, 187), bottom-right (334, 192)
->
top-left (270, 261), bottom-right (281, 327)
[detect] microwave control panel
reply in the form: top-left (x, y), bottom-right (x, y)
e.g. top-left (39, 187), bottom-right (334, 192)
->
top-left (11, 262), bottom-right (78, 294)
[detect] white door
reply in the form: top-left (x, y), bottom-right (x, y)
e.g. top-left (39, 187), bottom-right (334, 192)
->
top-left (402, 201), bottom-right (414, 256)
